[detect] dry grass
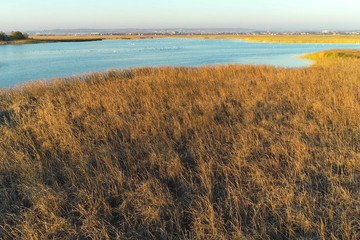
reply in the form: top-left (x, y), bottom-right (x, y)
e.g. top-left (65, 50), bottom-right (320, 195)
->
top-left (31, 34), bottom-right (360, 43)
top-left (1, 51), bottom-right (360, 239)
top-left (303, 49), bottom-right (360, 61)
top-left (0, 39), bottom-right (44, 45)
top-left (241, 35), bottom-right (360, 44)
top-left (0, 38), bottom-right (102, 45)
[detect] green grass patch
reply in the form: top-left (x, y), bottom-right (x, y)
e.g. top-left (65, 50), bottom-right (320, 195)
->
top-left (303, 49), bottom-right (360, 60)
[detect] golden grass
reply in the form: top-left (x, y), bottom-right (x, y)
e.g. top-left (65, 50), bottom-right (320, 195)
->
top-left (0, 39), bottom-right (45, 45)
top-left (1, 51), bottom-right (360, 239)
top-left (303, 49), bottom-right (360, 60)
top-left (31, 34), bottom-right (360, 43)
top-left (242, 35), bottom-right (360, 43)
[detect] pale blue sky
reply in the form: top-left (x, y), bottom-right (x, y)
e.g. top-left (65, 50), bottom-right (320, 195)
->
top-left (1, 0), bottom-right (359, 31)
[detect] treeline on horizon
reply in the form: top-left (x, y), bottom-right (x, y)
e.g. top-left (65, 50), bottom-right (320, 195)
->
top-left (0, 31), bottom-right (29, 41)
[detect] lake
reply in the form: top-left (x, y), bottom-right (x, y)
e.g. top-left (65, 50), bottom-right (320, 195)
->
top-left (1, 38), bottom-right (360, 87)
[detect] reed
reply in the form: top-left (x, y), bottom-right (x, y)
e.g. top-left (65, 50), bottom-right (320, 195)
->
top-left (1, 50), bottom-right (360, 239)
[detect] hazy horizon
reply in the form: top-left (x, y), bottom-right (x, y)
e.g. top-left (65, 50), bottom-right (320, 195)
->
top-left (1, 0), bottom-right (360, 32)
top-left (4, 27), bottom-right (360, 35)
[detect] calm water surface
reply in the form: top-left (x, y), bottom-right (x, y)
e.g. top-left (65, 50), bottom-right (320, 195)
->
top-left (1, 38), bottom-right (360, 87)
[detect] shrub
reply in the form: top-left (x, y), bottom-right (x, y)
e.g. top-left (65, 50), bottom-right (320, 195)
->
top-left (10, 31), bottom-right (27, 40)
top-left (0, 32), bottom-right (9, 41)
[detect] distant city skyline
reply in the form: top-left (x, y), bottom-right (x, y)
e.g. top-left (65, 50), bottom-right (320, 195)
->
top-left (1, 0), bottom-right (359, 32)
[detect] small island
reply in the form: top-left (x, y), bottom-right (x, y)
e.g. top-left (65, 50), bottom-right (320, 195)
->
top-left (0, 31), bottom-right (103, 45)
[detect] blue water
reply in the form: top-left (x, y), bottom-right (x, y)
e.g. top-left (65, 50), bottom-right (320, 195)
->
top-left (1, 38), bottom-right (360, 87)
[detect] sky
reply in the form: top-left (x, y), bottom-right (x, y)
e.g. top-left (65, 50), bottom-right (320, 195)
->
top-left (1, 0), bottom-right (360, 32)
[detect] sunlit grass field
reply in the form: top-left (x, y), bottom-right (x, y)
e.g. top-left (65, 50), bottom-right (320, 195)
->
top-left (31, 34), bottom-right (360, 43)
top-left (1, 50), bottom-right (360, 239)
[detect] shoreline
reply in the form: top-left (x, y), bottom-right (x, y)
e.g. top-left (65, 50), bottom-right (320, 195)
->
top-left (2, 35), bottom-right (360, 45)
top-left (1, 49), bottom-right (358, 89)
top-left (0, 38), bottom-right (103, 45)
top-left (30, 34), bottom-right (360, 44)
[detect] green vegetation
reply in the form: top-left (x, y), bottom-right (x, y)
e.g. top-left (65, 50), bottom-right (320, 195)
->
top-left (303, 49), bottom-right (360, 60)
top-left (0, 32), bottom-right (7, 41)
top-left (1, 51), bottom-right (360, 239)
top-left (0, 31), bottom-right (102, 45)
top-left (0, 31), bottom-right (34, 45)
top-left (0, 31), bottom-right (28, 41)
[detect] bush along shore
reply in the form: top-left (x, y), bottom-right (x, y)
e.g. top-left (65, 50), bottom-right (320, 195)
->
top-left (0, 50), bottom-right (360, 239)
top-left (0, 31), bottom-right (102, 45)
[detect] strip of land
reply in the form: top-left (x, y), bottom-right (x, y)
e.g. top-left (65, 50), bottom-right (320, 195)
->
top-left (303, 48), bottom-right (360, 59)
top-left (0, 38), bottom-right (103, 45)
top-left (2, 34), bottom-right (360, 45)
top-left (242, 34), bottom-right (360, 43)
top-left (31, 34), bottom-right (360, 43)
